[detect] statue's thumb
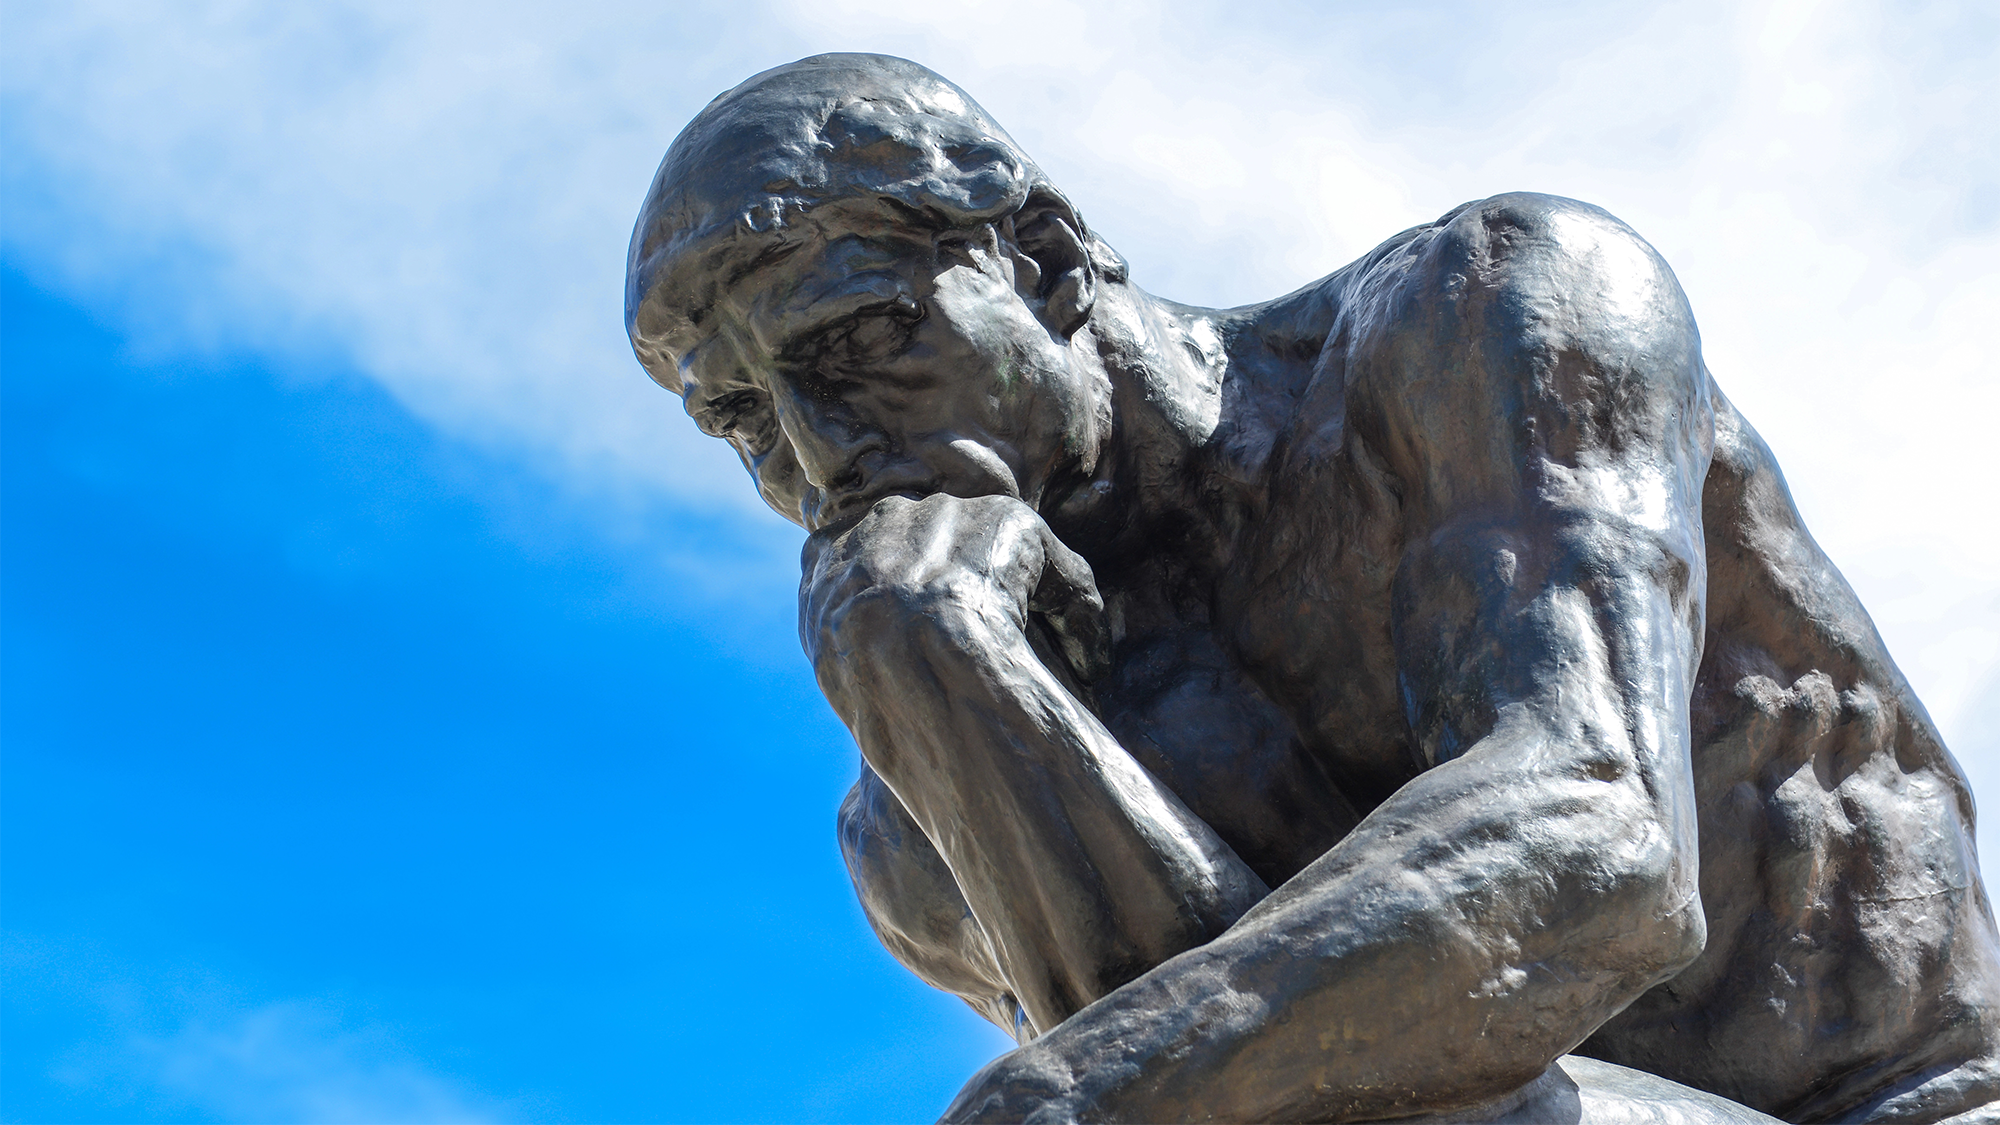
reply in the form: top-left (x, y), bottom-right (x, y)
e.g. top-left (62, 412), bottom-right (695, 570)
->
top-left (1028, 532), bottom-right (1112, 683)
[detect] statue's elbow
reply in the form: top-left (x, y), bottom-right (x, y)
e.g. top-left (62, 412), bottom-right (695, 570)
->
top-left (1657, 879), bottom-right (1708, 982)
top-left (1543, 777), bottom-right (1708, 993)
top-left (1609, 829), bottom-right (1707, 990)
top-left (1621, 889), bottom-right (1706, 1001)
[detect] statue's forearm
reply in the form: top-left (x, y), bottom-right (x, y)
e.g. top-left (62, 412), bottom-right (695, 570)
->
top-left (816, 594), bottom-right (1266, 1033)
top-left (943, 526), bottom-right (1711, 1122)
top-left (941, 727), bottom-right (1706, 1123)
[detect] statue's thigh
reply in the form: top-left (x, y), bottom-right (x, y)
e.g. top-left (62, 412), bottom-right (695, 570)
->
top-left (1399, 1056), bottom-right (1780, 1124)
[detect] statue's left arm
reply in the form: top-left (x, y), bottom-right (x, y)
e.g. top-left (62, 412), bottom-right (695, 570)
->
top-left (942, 193), bottom-right (1717, 1122)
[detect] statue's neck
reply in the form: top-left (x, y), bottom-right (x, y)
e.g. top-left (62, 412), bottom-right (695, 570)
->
top-left (1041, 287), bottom-right (1252, 581)
top-left (1043, 277), bottom-right (1344, 585)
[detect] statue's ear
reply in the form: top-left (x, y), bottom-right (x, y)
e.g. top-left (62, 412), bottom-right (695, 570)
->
top-left (1011, 189), bottom-right (1096, 337)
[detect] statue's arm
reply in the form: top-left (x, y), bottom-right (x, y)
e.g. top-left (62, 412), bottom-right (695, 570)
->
top-left (941, 193), bottom-right (1715, 1122)
top-left (803, 493), bottom-right (1269, 1038)
top-left (837, 765), bottom-right (1034, 1041)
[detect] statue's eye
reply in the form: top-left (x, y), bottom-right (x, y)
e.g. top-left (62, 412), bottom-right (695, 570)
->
top-left (705, 391), bottom-right (763, 437)
top-left (827, 311), bottom-right (916, 367)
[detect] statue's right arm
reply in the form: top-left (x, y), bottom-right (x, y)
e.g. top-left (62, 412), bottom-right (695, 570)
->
top-left (802, 493), bottom-right (1269, 1037)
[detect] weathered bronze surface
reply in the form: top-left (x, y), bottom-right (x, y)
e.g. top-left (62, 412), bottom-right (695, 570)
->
top-left (626, 54), bottom-right (2000, 1123)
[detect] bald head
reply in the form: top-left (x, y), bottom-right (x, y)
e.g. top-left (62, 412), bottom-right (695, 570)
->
top-left (626, 54), bottom-right (1051, 392)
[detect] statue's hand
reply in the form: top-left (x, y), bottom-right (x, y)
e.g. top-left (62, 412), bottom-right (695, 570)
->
top-left (800, 492), bottom-right (1110, 688)
top-left (804, 493), bottom-right (1265, 1039)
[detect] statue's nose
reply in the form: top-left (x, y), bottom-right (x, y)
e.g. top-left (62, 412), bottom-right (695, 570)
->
top-left (771, 379), bottom-right (887, 491)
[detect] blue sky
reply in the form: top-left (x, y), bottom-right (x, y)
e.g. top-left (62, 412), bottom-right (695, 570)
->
top-left (3, 1), bottom-right (1995, 1122)
top-left (1, 270), bottom-right (1008, 1121)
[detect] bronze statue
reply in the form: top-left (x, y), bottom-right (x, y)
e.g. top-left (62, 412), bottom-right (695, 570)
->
top-left (625, 54), bottom-right (2000, 1123)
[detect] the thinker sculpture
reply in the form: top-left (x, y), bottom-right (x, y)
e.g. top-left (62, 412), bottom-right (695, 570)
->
top-left (625, 55), bottom-right (2000, 1123)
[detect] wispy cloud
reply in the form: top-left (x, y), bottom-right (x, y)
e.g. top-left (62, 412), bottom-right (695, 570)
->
top-left (120, 1001), bottom-right (498, 1123)
top-left (1, 1), bottom-right (775, 512)
top-left (27, 950), bottom-right (507, 1125)
top-left (2, 0), bottom-right (1992, 773)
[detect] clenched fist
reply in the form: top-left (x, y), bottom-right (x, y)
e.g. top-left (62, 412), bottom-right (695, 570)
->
top-left (801, 492), bottom-right (1111, 704)
top-left (797, 491), bottom-right (1266, 1033)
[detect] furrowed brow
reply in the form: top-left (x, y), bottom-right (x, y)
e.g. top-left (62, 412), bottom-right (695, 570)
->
top-left (757, 273), bottom-right (918, 360)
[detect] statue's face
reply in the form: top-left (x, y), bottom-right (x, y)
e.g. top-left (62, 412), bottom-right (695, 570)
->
top-left (681, 223), bottom-right (1108, 531)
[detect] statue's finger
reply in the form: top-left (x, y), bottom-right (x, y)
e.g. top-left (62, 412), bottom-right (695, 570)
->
top-left (1029, 529), bottom-right (1111, 682)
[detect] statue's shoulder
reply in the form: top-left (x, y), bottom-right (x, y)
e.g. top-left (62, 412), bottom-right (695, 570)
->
top-left (1228, 191), bottom-right (1697, 472)
top-left (1348, 192), bottom-right (1659, 287)
top-left (1335, 190), bottom-right (1693, 379)
top-left (1284, 190), bottom-right (1705, 489)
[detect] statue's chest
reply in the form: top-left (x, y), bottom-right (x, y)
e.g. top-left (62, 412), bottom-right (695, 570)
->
top-left (1089, 603), bottom-right (1366, 887)
top-left (1215, 520), bottom-right (1422, 812)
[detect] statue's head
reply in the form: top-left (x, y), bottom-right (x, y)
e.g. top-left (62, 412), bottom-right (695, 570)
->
top-left (627, 53), bottom-right (1124, 530)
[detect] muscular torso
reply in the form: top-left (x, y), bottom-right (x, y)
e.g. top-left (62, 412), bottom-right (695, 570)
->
top-left (1590, 390), bottom-right (2000, 1120)
top-left (838, 206), bottom-right (2000, 1121)
top-left (1110, 347), bottom-right (2000, 1119)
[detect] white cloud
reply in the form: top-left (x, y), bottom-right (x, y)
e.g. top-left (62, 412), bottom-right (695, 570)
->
top-left (56, 995), bottom-right (501, 1123)
top-left (774, 0), bottom-right (2000, 816)
top-left (2, 0), bottom-right (778, 514)
top-left (3, 0), bottom-right (1994, 826)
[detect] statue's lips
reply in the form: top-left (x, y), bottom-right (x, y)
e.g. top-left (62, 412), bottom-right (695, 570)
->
top-left (811, 473), bottom-right (944, 530)
top-left (811, 467), bottom-right (1025, 531)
